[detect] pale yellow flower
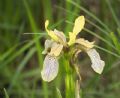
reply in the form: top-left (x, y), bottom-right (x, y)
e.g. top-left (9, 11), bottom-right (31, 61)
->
top-left (41, 16), bottom-right (105, 82)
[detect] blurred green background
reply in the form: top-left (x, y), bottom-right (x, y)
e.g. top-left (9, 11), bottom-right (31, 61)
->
top-left (0, 0), bottom-right (120, 98)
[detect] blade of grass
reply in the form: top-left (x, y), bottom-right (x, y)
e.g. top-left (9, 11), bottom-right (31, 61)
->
top-left (20, 68), bottom-right (41, 79)
top-left (84, 28), bottom-right (117, 51)
top-left (9, 47), bottom-right (36, 90)
top-left (110, 32), bottom-right (120, 54)
top-left (23, 0), bottom-right (43, 66)
top-left (41, 0), bottom-right (53, 22)
top-left (64, 0), bottom-right (80, 34)
top-left (0, 35), bottom-right (42, 69)
top-left (0, 46), bottom-right (16, 61)
top-left (117, 28), bottom-right (120, 37)
top-left (56, 5), bottom-right (111, 38)
top-left (108, 81), bottom-right (120, 90)
top-left (95, 45), bottom-right (120, 58)
top-left (67, 0), bottom-right (111, 32)
top-left (56, 88), bottom-right (62, 98)
top-left (0, 21), bottom-right (61, 69)
top-left (105, 0), bottom-right (120, 28)
top-left (31, 79), bottom-right (38, 98)
top-left (0, 23), bottom-right (19, 30)
top-left (23, 1), bottom-right (49, 98)
top-left (4, 88), bottom-right (9, 98)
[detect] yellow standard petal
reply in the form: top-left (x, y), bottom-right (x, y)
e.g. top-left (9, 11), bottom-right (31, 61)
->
top-left (68, 16), bottom-right (85, 46)
top-left (45, 20), bottom-right (59, 42)
top-left (75, 38), bottom-right (94, 50)
top-left (87, 49), bottom-right (105, 74)
top-left (41, 55), bottom-right (59, 82)
top-left (73, 16), bottom-right (85, 35)
top-left (68, 32), bottom-right (76, 46)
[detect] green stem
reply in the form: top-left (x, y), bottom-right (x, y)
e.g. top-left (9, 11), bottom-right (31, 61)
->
top-left (64, 57), bottom-right (75, 98)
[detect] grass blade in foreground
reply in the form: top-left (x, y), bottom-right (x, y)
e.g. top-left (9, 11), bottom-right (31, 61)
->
top-left (23, 1), bottom-right (48, 98)
top-left (4, 88), bottom-right (9, 98)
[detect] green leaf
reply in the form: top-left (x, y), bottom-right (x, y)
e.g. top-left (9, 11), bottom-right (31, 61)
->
top-left (56, 88), bottom-right (62, 98)
top-left (110, 32), bottom-right (120, 54)
top-left (4, 88), bottom-right (9, 98)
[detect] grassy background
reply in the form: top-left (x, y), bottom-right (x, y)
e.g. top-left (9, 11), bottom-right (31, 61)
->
top-left (0, 0), bottom-right (120, 98)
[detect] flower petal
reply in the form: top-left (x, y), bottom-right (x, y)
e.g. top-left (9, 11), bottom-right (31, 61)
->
top-left (87, 49), bottom-right (105, 74)
top-left (42, 39), bottom-right (53, 54)
top-left (54, 29), bottom-right (66, 43)
top-left (45, 20), bottom-right (59, 42)
top-left (75, 38), bottom-right (94, 50)
top-left (41, 55), bottom-right (59, 82)
top-left (68, 32), bottom-right (76, 46)
top-left (73, 16), bottom-right (85, 35)
top-left (45, 20), bottom-right (66, 45)
top-left (49, 42), bottom-right (63, 57)
top-left (68, 16), bottom-right (85, 46)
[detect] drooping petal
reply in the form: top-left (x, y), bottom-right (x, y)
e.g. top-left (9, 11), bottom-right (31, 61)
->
top-left (75, 38), bottom-right (94, 50)
top-left (42, 39), bottom-right (63, 57)
top-left (73, 16), bottom-right (85, 35)
top-left (41, 55), bottom-right (59, 82)
top-left (87, 49), bottom-right (105, 74)
top-left (68, 32), bottom-right (76, 46)
top-left (42, 39), bottom-right (53, 54)
top-left (49, 42), bottom-right (63, 57)
top-left (45, 20), bottom-right (59, 42)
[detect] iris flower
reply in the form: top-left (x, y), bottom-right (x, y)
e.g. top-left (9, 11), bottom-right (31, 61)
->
top-left (41, 16), bottom-right (105, 82)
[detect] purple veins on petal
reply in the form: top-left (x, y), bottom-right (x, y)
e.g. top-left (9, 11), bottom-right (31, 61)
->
top-left (87, 49), bottom-right (105, 74)
top-left (41, 55), bottom-right (59, 82)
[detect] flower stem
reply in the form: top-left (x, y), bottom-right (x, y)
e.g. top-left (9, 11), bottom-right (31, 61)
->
top-left (64, 57), bottom-right (75, 98)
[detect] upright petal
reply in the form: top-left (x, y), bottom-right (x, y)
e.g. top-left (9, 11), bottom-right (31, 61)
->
top-left (87, 49), bottom-right (105, 74)
top-left (45, 20), bottom-right (59, 42)
top-left (68, 32), bottom-right (76, 46)
top-left (45, 20), bottom-right (66, 45)
top-left (68, 16), bottom-right (85, 46)
top-left (45, 20), bottom-right (49, 31)
top-left (41, 55), bottom-right (59, 82)
top-left (73, 16), bottom-right (85, 35)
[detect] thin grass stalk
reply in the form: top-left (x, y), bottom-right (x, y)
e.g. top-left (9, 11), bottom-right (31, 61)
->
top-left (105, 0), bottom-right (120, 28)
top-left (23, 1), bottom-right (48, 98)
top-left (67, 0), bottom-right (111, 32)
top-left (56, 6), bottom-right (111, 39)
